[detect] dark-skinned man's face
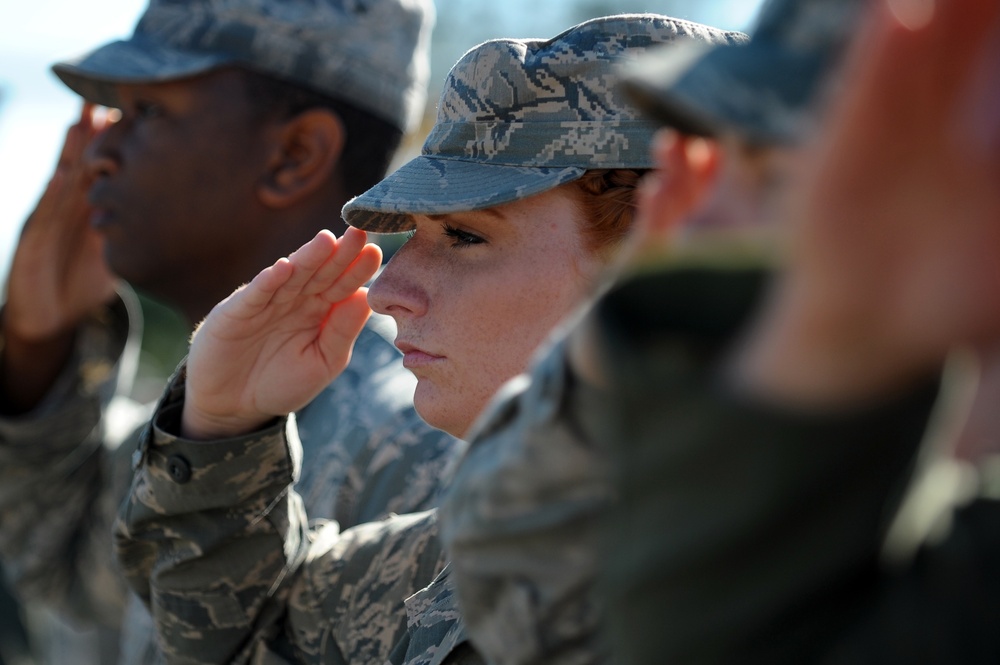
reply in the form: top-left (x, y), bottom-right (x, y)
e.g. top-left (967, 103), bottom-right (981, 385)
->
top-left (85, 68), bottom-right (277, 305)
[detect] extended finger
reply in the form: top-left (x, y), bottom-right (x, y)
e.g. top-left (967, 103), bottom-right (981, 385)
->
top-left (79, 102), bottom-right (100, 136)
top-left (270, 230), bottom-right (339, 304)
top-left (56, 104), bottom-right (93, 171)
top-left (337, 226), bottom-right (369, 256)
top-left (219, 257), bottom-right (295, 319)
top-left (300, 227), bottom-right (373, 297)
top-left (319, 243), bottom-right (383, 304)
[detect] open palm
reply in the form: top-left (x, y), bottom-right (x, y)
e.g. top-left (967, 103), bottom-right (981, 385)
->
top-left (6, 103), bottom-right (118, 341)
top-left (182, 228), bottom-right (383, 439)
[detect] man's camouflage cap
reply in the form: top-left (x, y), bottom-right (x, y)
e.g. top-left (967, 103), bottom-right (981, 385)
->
top-left (623, 0), bottom-right (866, 144)
top-left (51, 0), bottom-right (434, 133)
top-left (343, 14), bottom-right (746, 234)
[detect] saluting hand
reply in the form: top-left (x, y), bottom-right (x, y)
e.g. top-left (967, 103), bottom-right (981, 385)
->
top-left (1, 103), bottom-right (118, 412)
top-left (733, 0), bottom-right (1000, 406)
top-left (181, 228), bottom-right (382, 440)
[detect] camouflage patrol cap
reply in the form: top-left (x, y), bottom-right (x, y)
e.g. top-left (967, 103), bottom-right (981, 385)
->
top-left (50, 0), bottom-right (434, 132)
top-left (623, 0), bottom-right (866, 144)
top-left (342, 14), bottom-right (746, 233)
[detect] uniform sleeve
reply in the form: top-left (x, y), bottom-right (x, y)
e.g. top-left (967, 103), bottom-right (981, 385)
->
top-left (439, 332), bottom-right (612, 665)
top-left (387, 566), bottom-right (480, 665)
top-left (284, 511), bottom-right (446, 664)
top-left (0, 290), bottom-right (145, 626)
top-left (593, 267), bottom-right (942, 665)
top-left (114, 362), bottom-right (307, 664)
top-left (115, 365), bottom-right (447, 665)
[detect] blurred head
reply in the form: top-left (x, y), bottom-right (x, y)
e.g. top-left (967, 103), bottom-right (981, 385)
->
top-left (667, 132), bottom-right (800, 242)
top-left (621, 0), bottom-right (867, 239)
top-left (51, 0), bottom-right (433, 321)
top-left (624, 0), bottom-right (866, 144)
top-left (80, 69), bottom-right (405, 320)
top-left (352, 14), bottom-right (744, 437)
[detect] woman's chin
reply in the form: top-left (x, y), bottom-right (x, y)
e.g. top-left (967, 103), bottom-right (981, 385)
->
top-left (413, 387), bottom-right (471, 439)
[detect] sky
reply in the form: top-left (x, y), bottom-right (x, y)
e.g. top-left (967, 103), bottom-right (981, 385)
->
top-left (0, 0), bottom-right (765, 275)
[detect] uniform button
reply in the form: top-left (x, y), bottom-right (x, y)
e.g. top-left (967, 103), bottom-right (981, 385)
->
top-left (166, 454), bottom-right (192, 484)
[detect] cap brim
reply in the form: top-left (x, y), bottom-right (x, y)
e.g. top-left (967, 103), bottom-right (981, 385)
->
top-left (624, 39), bottom-right (826, 144)
top-left (52, 39), bottom-right (238, 108)
top-left (343, 156), bottom-right (586, 233)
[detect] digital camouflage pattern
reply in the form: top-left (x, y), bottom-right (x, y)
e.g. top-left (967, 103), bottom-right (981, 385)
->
top-left (115, 368), bottom-right (470, 664)
top-left (387, 566), bottom-right (476, 665)
top-left (342, 14), bottom-right (747, 233)
top-left (112, 13), bottom-right (747, 665)
top-left (0, 292), bottom-right (464, 665)
top-left (623, 0), bottom-right (865, 143)
top-left (294, 314), bottom-right (464, 531)
top-left (52, 0), bottom-right (435, 132)
top-left (0, 290), bottom-right (141, 630)
top-left (431, 4), bottom-right (875, 660)
top-left (440, 332), bottom-right (614, 665)
top-left (415, 16), bottom-right (747, 665)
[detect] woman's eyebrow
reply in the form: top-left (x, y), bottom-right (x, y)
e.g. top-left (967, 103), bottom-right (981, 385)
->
top-left (428, 208), bottom-right (505, 223)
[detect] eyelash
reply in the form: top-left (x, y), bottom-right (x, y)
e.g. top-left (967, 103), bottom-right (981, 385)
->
top-left (443, 224), bottom-right (485, 248)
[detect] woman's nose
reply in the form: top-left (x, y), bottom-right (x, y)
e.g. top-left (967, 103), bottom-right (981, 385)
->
top-left (367, 243), bottom-right (428, 319)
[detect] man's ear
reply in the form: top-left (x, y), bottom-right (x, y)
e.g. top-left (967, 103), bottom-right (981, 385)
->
top-left (257, 109), bottom-right (345, 208)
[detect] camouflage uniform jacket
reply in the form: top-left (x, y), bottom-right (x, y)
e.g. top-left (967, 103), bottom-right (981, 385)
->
top-left (439, 323), bottom-right (613, 665)
top-left (115, 365), bottom-right (481, 664)
top-left (0, 290), bottom-right (142, 628)
top-left (0, 288), bottom-right (465, 663)
top-left (437, 261), bottom-right (950, 665)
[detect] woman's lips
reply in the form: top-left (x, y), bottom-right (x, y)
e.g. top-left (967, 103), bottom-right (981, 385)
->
top-left (395, 341), bottom-right (444, 370)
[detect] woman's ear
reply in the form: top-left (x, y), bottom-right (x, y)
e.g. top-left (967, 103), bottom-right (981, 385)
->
top-left (257, 109), bottom-right (345, 208)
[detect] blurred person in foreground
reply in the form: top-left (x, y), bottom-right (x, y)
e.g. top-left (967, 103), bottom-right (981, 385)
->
top-left (112, 15), bottom-right (743, 664)
top-left (0, 1), bottom-right (466, 663)
top-left (436, 0), bottom-right (863, 663)
top-left (0, 578), bottom-right (36, 665)
top-left (583, 0), bottom-right (1000, 662)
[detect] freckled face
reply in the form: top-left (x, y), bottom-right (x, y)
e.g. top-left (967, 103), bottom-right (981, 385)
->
top-left (367, 187), bottom-right (602, 438)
